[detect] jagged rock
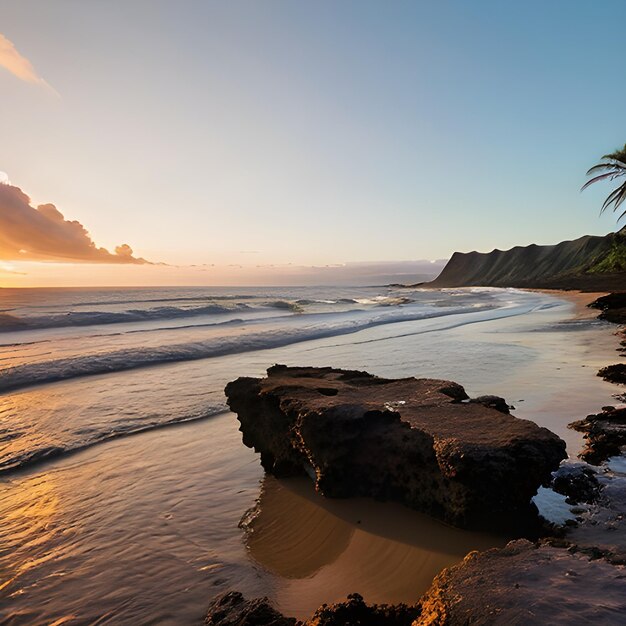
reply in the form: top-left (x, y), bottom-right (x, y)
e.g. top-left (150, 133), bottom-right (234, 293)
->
top-left (570, 406), bottom-right (626, 465)
top-left (225, 366), bottom-right (566, 532)
top-left (566, 469), bottom-right (626, 565)
top-left (308, 593), bottom-right (419, 626)
top-left (599, 364), bottom-right (626, 385)
top-left (415, 539), bottom-right (626, 625)
top-left (205, 591), bottom-right (296, 626)
top-left (589, 292), bottom-right (626, 325)
top-left (552, 463), bottom-right (601, 504)
top-left (205, 592), bottom-right (419, 626)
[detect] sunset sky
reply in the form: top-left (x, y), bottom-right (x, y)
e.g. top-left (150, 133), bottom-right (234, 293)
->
top-left (1, 1), bottom-right (625, 286)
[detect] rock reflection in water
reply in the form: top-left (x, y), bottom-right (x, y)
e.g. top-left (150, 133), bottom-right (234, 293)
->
top-left (243, 475), bottom-right (506, 617)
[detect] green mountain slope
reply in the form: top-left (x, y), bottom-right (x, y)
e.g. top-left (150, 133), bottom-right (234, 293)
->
top-left (430, 227), bottom-right (626, 291)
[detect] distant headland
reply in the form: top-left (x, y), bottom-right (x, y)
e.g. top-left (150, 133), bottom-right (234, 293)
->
top-left (401, 226), bottom-right (626, 292)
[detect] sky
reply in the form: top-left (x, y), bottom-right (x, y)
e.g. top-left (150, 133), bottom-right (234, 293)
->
top-left (0, 0), bottom-right (625, 287)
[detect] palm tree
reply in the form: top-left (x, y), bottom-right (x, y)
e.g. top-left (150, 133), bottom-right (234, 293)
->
top-left (582, 144), bottom-right (626, 221)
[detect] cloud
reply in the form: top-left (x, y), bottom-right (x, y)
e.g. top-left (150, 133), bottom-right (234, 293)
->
top-left (0, 182), bottom-right (150, 264)
top-left (0, 32), bottom-right (56, 93)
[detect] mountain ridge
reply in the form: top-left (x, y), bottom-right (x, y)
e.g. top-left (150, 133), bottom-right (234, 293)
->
top-left (427, 227), bottom-right (626, 291)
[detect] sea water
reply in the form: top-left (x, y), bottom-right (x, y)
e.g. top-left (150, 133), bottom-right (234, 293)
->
top-left (0, 286), bottom-right (619, 623)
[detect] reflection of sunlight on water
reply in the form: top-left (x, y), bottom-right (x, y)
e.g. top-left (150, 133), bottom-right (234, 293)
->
top-left (0, 389), bottom-right (69, 472)
top-left (0, 376), bottom-right (228, 473)
top-left (0, 415), bottom-right (266, 624)
top-left (0, 472), bottom-right (65, 595)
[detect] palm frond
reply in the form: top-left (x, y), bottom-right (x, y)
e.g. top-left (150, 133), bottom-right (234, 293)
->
top-left (610, 184), bottom-right (626, 213)
top-left (585, 162), bottom-right (626, 176)
top-left (581, 171), bottom-right (623, 191)
top-left (583, 144), bottom-right (626, 223)
top-left (600, 186), bottom-right (624, 213)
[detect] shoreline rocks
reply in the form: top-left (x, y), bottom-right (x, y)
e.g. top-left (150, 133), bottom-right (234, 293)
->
top-left (225, 365), bottom-right (566, 533)
top-left (206, 541), bottom-right (626, 625)
top-left (589, 292), bottom-right (626, 325)
top-left (569, 406), bottom-right (626, 465)
top-left (598, 363), bottom-right (626, 385)
top-left (551, 463), bottom-right (601, 504)
top-left (416, 539), bottom-right (626, 625)
top-left (205, 591), bottom-right (420, 626)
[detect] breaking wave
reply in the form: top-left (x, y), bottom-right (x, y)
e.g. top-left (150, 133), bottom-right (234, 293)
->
top-left (0, 303), bottom-right (506, 393)
top-left (0, 300), bottom-right (361, 332)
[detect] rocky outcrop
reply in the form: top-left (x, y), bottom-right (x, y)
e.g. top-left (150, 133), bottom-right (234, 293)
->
top-left (225, 366), bottom-right (566, 532)
top-left (589, 292), bottom-right (626, 325)
top-left (599, 364), bottom-right (626, 385)
top-left (205, 592), bottom-right (419, 626)
top-left (565, 467), bottom-right (626, 565)
top-left (551, 463), bottom-right (601, 504)
top-left (205, 592), bottom-right (296, 625)
top-left (416, 539), bottom-right (626, 625)
top-left (307, 594), bottom-right (419, 626)
top-left (570, 406), bottom-right (626, 465)
top-left (427, 227), bottom-right (626, 290)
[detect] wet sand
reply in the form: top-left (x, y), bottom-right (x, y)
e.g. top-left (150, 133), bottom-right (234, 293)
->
top-left (244, 476), bottom-right (504, 617)
top-left (528, 289), bottom-right (608, 319)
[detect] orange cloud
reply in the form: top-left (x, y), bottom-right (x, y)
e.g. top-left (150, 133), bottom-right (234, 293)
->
top-left (0, 33), bottom-right (54, 92)
top-left (0, 182), bottom-right (150, 264)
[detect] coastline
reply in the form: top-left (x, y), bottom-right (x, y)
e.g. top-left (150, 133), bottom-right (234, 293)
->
top-left (210, 287), bottom-right (626, 624)
top-left (524, 288), bottom-right (608, 318)
top-left (1, 286), bottom-right (625, 624)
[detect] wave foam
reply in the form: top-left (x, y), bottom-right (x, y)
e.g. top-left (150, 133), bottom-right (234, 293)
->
top-left (0, 304), bottom-right (251, 332)
top-left (0, 304), bottom-right (502, 393)
top-left (0, 404), bottom-right (228, 475)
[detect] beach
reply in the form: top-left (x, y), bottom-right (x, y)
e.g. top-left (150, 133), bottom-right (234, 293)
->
top-left (0, 286), bottom-right (621, 623)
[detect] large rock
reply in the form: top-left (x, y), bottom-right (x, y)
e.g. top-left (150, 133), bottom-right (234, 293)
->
top-left (416, 540), bottom-right (626, 625)
top-left (225, 366), bottom-right (566, 532)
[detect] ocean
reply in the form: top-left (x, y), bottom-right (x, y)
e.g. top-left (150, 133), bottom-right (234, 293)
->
top-left (0, 285), bottom-right (619, 623)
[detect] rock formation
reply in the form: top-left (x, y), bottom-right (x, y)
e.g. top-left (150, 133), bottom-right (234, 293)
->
top-left (225, 365), bottom-right (566, 532)
top-left (589, 292), bottom-right (626, 325)
top-left (416, 540), bottom-right (626, 624)
top-left (598, 364), bottom-right (626, 385)
top-left (205, 591), bottom-right (296, 626)
top-left (570, 406), bottom-right (626, 465)
top-left (205, 591), bottom-right (419, 626)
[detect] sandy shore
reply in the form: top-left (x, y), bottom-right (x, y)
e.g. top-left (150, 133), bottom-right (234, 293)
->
top-left (526, 289), bottom-right (608, 319)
